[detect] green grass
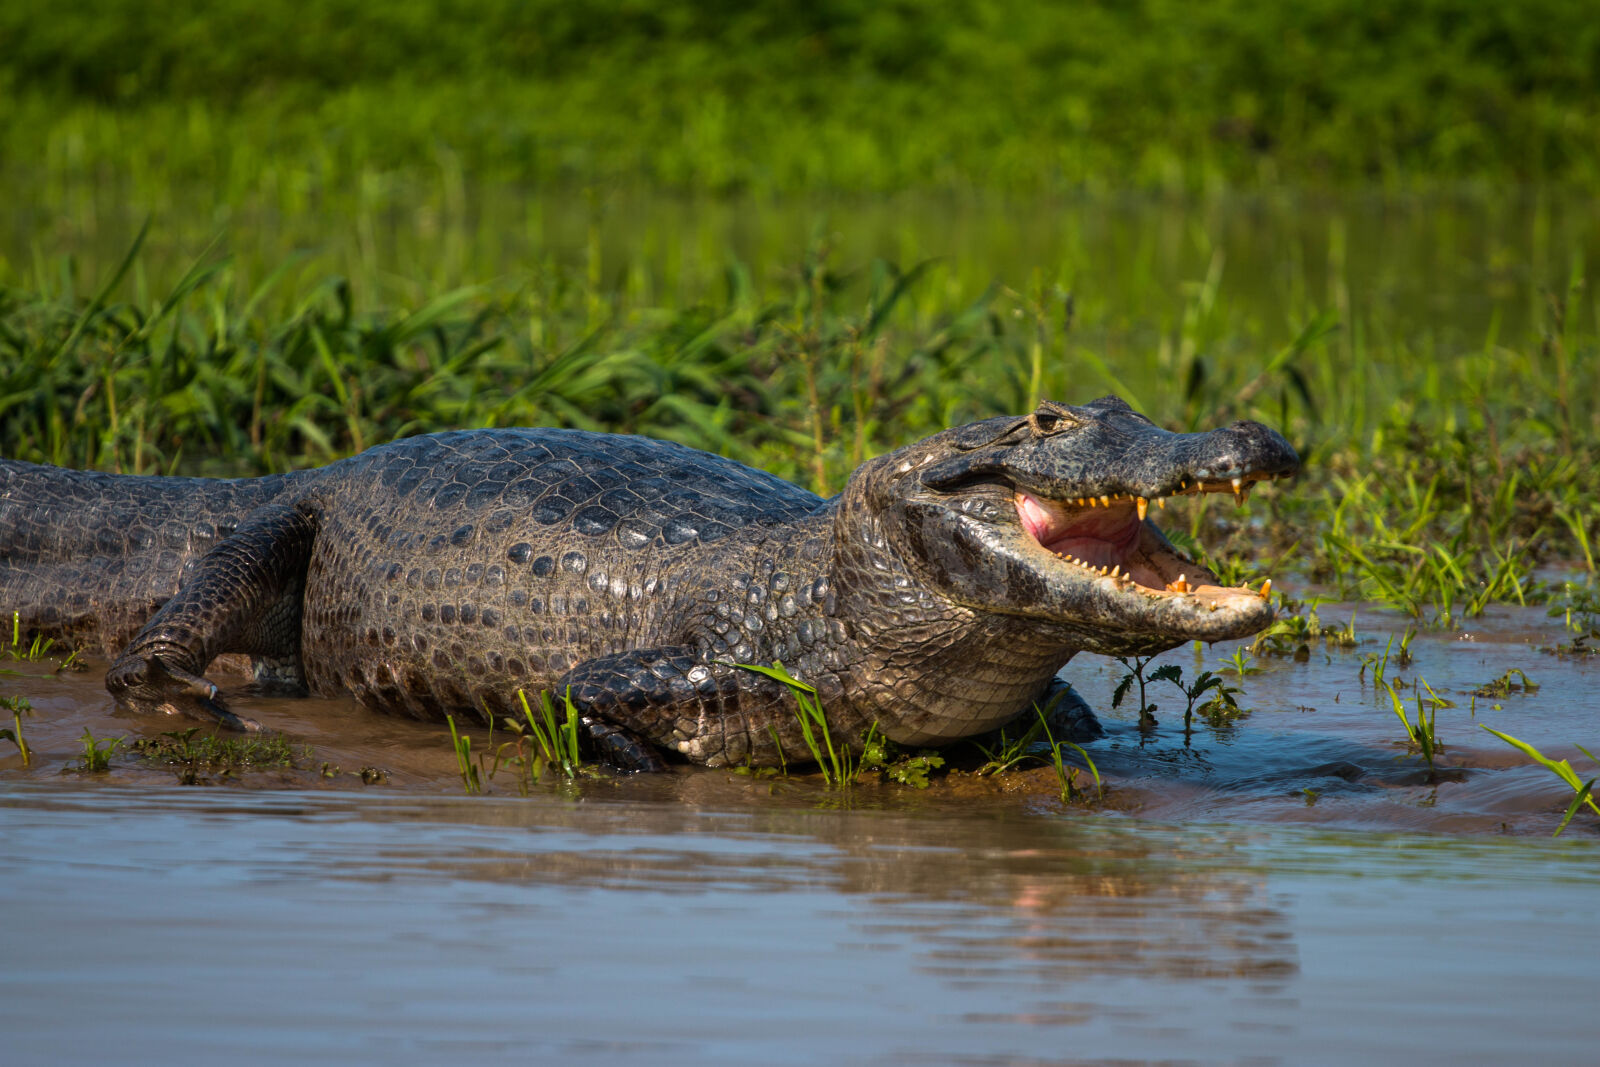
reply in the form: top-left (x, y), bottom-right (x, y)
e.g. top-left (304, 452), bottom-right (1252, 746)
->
top-left (737, 661), bottom-right (857, 786)
top-left (1035, 707), bottom-right (1103, 805)
top-left (1385, 676), bottom-right (1455, 779)
top-left (445, 690), bottom-right (588, 795)
top-left (7, 610), bottom-right (59, 663)
top-left (6, 0), bottom-right (1600, 207)
top-left (446, 715), bottom-right (482, 794)
top-left (2, 228), bottom-right (1594, 626)
top-left (1480, 727), bottom-right (1600, 836)
top-left (512, 689), bottom-right (585, 781)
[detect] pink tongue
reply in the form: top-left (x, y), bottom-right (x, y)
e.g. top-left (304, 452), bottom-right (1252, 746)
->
top-left (1016, 494), bottom-right (1057, 543)
top-left (1016, 493), bottom-right (1140, 569)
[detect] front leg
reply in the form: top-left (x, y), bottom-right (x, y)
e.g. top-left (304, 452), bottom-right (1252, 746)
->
top-left (559, 647), bottom-right (815, 770)
top-left (105, 501), bottom-right (316, 731)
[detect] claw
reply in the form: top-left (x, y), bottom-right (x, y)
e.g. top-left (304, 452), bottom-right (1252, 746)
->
top-left (106, 652), bottom-right (263, 732)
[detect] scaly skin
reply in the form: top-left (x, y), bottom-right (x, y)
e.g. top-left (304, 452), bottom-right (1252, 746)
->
top-left (0, 397), bottom-right (1299, 769)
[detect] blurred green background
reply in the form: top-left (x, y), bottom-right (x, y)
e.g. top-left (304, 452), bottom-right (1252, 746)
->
top-left (2, 0), bottom-right (1597, 610)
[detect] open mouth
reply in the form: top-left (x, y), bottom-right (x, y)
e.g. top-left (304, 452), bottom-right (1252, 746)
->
top-left (1014, 475), bottom-right (1283, 603)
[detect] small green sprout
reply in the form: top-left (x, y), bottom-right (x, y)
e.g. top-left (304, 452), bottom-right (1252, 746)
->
top-left (76, 729), bottom-right (126, 773)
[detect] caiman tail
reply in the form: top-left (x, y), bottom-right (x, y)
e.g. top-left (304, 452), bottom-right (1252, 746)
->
top-left (0, 459), bottom-right (293, 655)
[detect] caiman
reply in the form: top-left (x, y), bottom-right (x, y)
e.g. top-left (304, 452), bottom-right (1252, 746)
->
top-left (0, 397), bottom-right (1298, 770)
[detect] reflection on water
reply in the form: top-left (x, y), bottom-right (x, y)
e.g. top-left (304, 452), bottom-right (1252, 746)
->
top-left (2, 605), bottom-right (1598, 1061)
top-left (0, 785), bottom-right (1595, 1063)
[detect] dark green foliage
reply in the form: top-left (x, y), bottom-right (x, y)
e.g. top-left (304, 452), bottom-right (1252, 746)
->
top-left (4, 1), bottom-right (1598, 191)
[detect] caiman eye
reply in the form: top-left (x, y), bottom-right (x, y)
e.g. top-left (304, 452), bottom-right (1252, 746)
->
top-left (1028, 402), bottom-right (1080, 437)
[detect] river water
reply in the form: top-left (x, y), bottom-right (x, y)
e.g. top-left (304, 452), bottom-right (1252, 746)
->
top-left (2, 603), bottom-right (1596, 1063)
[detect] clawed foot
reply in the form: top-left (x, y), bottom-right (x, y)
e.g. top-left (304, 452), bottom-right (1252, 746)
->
top-left (106, 653), bottom-right (264, 732)
top-left (581, 714), bottom-right (667, 773)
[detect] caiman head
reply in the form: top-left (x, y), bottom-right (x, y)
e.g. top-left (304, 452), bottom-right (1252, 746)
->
top-left (854, 395), bottom-right (1300, 656)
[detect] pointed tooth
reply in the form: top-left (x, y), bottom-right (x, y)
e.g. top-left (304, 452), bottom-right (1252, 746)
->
top-left (1232, 477), bottom-right (1244, 505)
top-left (1156, 497), bottom-right (1166, 509)
top-left (1136, 497), bottom-right (1148, 520)
top-left (1260, 578), bottom-right (1272, 600)
top-left (1100, 495), bottom-right (1110, 507)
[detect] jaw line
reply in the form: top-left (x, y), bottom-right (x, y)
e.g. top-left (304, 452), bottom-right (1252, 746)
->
top-left (1006, 491), bottom-right (1278, 643)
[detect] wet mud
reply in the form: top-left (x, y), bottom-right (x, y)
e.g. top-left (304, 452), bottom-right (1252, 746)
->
top-left (3, 600), bottom-right (1594, 836)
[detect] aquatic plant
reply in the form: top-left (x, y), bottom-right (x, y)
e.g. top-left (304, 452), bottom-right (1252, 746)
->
top-left (131, 727), bottom-right (299, 785)
top-left (1385, 676), bottom-right (1451, 779)
top-left (1113, 655), bottom-right (1163, 730)
top-left (1471, 669), bottom-right (1540, 699)
top-left (75, 728), bottom-right (125, 773)
top-left (0, 694), bottom-right (32, 766)
top-left (1217, 647), bottom-right (1263, 678)
top-left (857, 730), bottom-right (945, 789)
top-left (1360, 627), bottom-right (1416, 686)
top-left (973, 716), bottom-right (1049, 777)
top-left (1154, 665), bottom-right (1245, 733)
top-left (6, 611), bottom-right (55, 663)
top-left (1480, 727), bottom-right (1600, 836)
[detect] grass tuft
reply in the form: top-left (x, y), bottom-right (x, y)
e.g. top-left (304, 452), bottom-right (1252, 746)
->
top-left (736, 661), bottom-right (855, 786)
top-left (75, 728), bottom-right (125, 773)
top-left (1480, 727), bottom-right (1600, 836)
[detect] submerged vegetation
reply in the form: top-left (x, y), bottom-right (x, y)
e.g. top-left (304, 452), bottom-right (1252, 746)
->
top-left (132, 728), bottom-right (301, 785)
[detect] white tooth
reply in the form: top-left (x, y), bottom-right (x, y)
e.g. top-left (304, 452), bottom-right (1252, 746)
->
top-left (1156, 497), bottom-right (1166, 509)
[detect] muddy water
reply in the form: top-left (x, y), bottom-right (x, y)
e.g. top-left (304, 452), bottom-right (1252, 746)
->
top-left (2, 605), bottom-right (1598, 1062)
